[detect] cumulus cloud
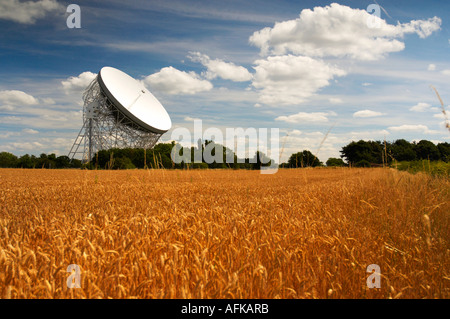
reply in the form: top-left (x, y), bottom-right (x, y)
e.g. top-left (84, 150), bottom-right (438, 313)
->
top-left (427, 64), bottom-right (436, 71)
top-left (433, 107), bottom-right (450, 119)
top-left (0, 0), bottom-right (63, 24)
top-left (249, 3), bottom-right (441, 60)
top-left (433, 113), bottom-right (446, 119)
top-left (388, 124), bottom-right (438, 134)
top-left (0, 90), bottom-right (38, 108)
top-left (305, 131), bottom-right (325, 137)
top-left (401, 17), bottom-right (442, 38)
top-left (41, 97), bottom-right (55, 105)
top-left (282, 132), bottom-right (342, 162)
top-left (441, 70), bottom-right (450, 76)
top-left (22, 128), bottom-right (39, 134)
top-left (4, 141), bottom-right (44, 151)
top-left (328, 98), bottom-right (343, 104)
top-left (0, 105), bottom-right (15, 111)
top-left (188, 52), bottom-right (253, 82)
top-left (289, 129), bottom-right (302, 136)
top-left (184, 116), bottom-right (201, 122)
top-left (252, 55), bottom-right (346, 105)
top-left (144, 67), bottom-right (213, 95)
top-left (353, 110), bottom-right (385, 118)
top-left (349, 129), bottom-right (390, 141)
top-left (61, 71), bottom-right (97, 94)
top-left (275, 111), bottom-right (336, 123)
top-left (409, 102), bottom-right (438, 112)
top-left (0, 116), bottom-right (21, 123)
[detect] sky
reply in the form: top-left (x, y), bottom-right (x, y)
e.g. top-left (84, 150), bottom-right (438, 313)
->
top-left (0, 0), bottom-right (449, 163)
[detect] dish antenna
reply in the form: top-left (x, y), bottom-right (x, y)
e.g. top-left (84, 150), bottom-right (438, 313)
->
top-left (68, 66), bottom-right (172, 163)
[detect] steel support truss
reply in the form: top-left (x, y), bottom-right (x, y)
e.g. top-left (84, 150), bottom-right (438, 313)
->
top-left (68, 76), bottom-right (162, 163)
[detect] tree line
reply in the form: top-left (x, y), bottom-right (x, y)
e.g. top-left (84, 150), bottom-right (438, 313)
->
top-left (339, 139), bottom-right (450, 167)
top-left (278, 140), bottom-right (449, 168)
top-left (0, 139), bottom-right (448, 169)
top-left (0, 140), bottom-right (275, 170)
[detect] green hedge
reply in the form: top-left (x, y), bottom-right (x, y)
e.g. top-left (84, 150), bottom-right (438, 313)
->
top-left (395, 160), bottom-right (450, 177)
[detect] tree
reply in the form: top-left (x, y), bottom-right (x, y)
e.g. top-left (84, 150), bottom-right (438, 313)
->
top-left (37, 153), bottom-right (56, 168)
top-left (287, 150), bottom-right (322, 168)
top-left (158, 153), bottom-right (173, 168)
top-left (437, 142), bottom-right (450, 162)
top-left (391, 139), bottom-right (416, 161)
top-left (55, 155), bottom-right (71, 168)
top-left (355, 159), bottom-right (371, 167)
top-left (113, 157), bottom-right (136, 169)
top-left (192, 162), bottom-right (208, 169)
top-left (340, 140), bottom-right (384, 165)
top-left (203, 140), bottom-right (226, 169)
top-left (414, 140), bottom-right (440, 161)
top-left (0, 152), bottom-right (18, 168)
top-left (251, 151), bottom-right (274, 170)
top-left (339, 139), bottom-right (446, 165)
top-left (326, 157), bottom-right (345, 167)
top-left (71, 158), bottom-right (82, 168)
top-left (17, 154), bottom-right (36, 168)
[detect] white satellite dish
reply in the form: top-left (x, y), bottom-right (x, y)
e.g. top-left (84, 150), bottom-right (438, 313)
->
top-left (98, 67), bottom-right (171, 134)
top-left (69, 66), bottom-right (172, 163)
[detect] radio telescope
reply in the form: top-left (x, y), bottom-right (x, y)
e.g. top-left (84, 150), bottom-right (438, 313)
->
top-left (68, 66), bottom-right (172, 163)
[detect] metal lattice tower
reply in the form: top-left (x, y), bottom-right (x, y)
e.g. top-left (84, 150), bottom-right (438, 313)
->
top-left (68, 76), bottom-right (162, 163)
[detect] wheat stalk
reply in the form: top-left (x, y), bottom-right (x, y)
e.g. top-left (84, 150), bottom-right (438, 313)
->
top-left (430, 85), bottom-right (450, 132)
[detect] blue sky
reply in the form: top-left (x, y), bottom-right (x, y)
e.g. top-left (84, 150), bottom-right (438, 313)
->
top-left (0, 0), bottom-right (449, 163)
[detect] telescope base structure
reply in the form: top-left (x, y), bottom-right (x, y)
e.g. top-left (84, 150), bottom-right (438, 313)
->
top-left (68, 76), bottom-right (163, 163)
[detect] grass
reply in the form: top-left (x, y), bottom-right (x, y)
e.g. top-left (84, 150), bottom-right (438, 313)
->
top-left (395, 160), bottom-right (450, 177)
top-left (0, 168), bottom-right (448, 298)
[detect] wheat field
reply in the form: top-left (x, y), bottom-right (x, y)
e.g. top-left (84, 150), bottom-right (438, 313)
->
top-left (0, 168), bottom-right (448, 299)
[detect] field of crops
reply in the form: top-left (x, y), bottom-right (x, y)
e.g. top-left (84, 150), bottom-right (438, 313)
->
top-left (0, 168), bottom-right (448, 299)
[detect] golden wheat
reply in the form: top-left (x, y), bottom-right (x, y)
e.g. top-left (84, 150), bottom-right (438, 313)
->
top-left (0, 168), bottom-right (448, 298)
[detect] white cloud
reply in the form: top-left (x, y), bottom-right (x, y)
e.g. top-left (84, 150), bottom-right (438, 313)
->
top-left (328, 98), bottom-right (343, 104)
top-left (388, 124), bottom-right (438, 134)
top-left (275, 111), bottom-right (336, 124)
top-left (41, 114), bottom-right (68, 122)
top-left (289, 129), bottom-right (302, 136)
top-left (0, 105), bottom-right (15, 111)
top-left (362, 83), bottom-right (373, 86)
top-left (433, 108), bottom-right (450, 119)
top-left (252, 55), bottom-right (346, 105)
top-left (40, 97), bottom-right (55, 105)
top-left (0, 0), bottom-right (63, 24)
top-left (22, 128), bottom-right (39, 134)
top-left (144, 67), bottom-right (213, 95)
top-left (281, 132), bottom-right (342, 163)
top-left (0, 90), bottom-right (38, 107)
top-left (353, 110), bottom-right (385, 118)
top-left (349, 129), bottom-right (390, 141)
top-left (0, 132), bottom-right (14, 139)
top-left (401, 17), bottom-right (442, 38)
top-left (0, 116), bottom-right (21, 122)
top-left (249, 3), bottom-right (441, 61)
top-left (409, 102), bottom-right (435, 112)
top-left (427, 64), bottom-right (436, 71)
top-left (184, 116), bottom-right (201, 122)
top-left (188, 52), bottom-right (253, 82)
top-left (305, 131), bottom-right (325, 137)
top-left (441, 69), bottom-right (450, 76)
top-left (61, 72), bottom-right (97, 94)
top-left (4, 141), bottom-right (44, 151)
